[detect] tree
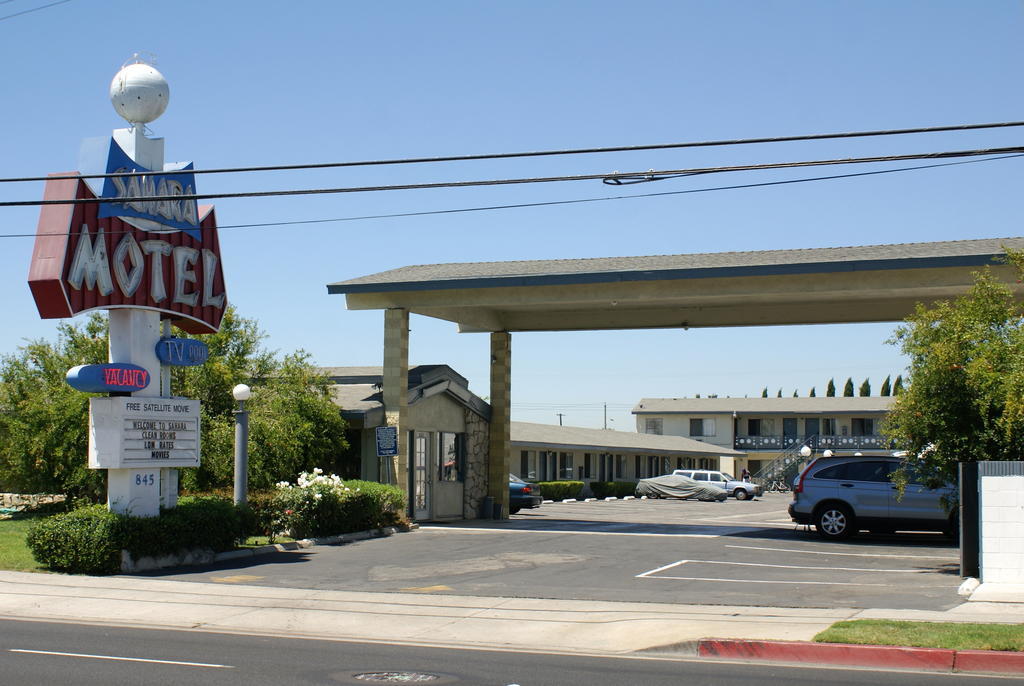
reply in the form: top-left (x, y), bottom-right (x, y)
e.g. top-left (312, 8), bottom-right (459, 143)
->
top-left (826, 379), bottom-right (836, 397)
top-left (776, 388), bottom-right (782, 398)
top-left (0, 307), bottom-right (349, 499)
top-left (893, 375), bottom-right (905, 395)
top-left (843, 378), bottom-right (855, 397)
top-left (880, 375), bottom-right (892, 396)
top-left (0, 314), bottom-right (108, 500)
top-left (859, 378), bottom-right (871, 397)
top-left (792, 389), bottom-right (799, 397)
top-left (884, 251), bottom-right (1024, 488)
top-left (809, 387), bottom-right (816, 397)
top-left (761, 387), bottom-right (768, 398)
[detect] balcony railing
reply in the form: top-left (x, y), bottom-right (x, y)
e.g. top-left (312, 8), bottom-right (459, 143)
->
top-left (734, 434), bottom-right (889, 451)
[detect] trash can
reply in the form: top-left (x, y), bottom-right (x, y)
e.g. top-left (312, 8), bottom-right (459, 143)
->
top-left (481, 496), bottom-right (494, 519)
top-left (492, 502), bottom-right (503, 519)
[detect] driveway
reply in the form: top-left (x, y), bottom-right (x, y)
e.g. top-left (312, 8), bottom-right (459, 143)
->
top-left (139, 494), bottom-right (963, 611)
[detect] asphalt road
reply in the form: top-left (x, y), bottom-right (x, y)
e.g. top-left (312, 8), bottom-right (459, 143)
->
top-left (137, 494), bottom-right (963, 611)
top-left (1, 618), bottom-right (1010, 686)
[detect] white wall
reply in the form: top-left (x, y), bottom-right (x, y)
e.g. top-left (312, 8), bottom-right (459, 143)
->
top-left (980, 474), bottom-right (1024, 584)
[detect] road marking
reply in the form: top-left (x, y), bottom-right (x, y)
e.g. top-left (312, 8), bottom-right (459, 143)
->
top-left (726, 544), bottom-right (955, 560)
top-left (636, 560), bottom-right (689, 577)
top-left (10, 649), bottom-right (232, 668)
top-left (641, 575), bottom-right (904, 587)
top-left (400, 585), bottom-right (453, 592)
top-left (210, 575), bottom-right (265, 583)
top-left (636, 558), bottom-right (934, 579)
top-left (419, 526), bottom-right (718, 538)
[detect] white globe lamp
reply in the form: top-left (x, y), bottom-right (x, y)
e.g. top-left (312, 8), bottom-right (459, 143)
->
top-left (232, 384), bottom-right (252, 402)
top-left (110, 61), bottom-right (169, 125)
top-left (799, 445), bottom-right (812, 458)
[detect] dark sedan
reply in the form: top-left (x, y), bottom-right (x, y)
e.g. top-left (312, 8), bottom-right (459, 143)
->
top-left (510, 474), bottom-right (542, 514)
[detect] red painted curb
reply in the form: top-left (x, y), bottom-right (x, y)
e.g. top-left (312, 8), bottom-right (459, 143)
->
top-left (698, 640), bottom-right (955, 671)
top-left (955, 650), bottom-right (1024, 674)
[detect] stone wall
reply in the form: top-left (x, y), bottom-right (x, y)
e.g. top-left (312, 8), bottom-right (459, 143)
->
top-left (463, 408), bottom-right (489, 519)
top-left (0, 493), bottom-right (66, 509)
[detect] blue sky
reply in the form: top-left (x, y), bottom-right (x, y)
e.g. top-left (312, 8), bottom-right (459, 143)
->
top-left (1, 1), bottom-right (1022, 429)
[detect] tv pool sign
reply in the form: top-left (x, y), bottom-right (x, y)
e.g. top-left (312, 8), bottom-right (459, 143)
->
top-left (27, 59), bottom-right (226, 517)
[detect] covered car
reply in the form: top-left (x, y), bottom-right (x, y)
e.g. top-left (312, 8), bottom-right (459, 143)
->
top-left (636, 474), bottom-right (728, 501)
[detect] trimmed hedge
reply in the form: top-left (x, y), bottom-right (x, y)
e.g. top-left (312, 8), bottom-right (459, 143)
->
top-left (535, 480), bottom-right (584, 501)
top-left (25, 504), bottom-right (123, 575)
top-left (26, 497), bottom-right (243, 575)
top-left (589, 481), bottom-right (638, 498)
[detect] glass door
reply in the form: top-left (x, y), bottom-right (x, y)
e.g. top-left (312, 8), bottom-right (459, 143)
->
top-left (413, 431), bottom-right (431, 520)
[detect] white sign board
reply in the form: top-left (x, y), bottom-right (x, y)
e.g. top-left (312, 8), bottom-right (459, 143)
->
top-left (89, 397), bottom-right (201, 469)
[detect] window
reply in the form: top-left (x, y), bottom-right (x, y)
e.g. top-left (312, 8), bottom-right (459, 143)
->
top-left (692, 472), bottom-right (710, 481)
top-left (851, 418), bottom-right (875, 436)
top-left (634, 455), bottom-right (642, 479)
top-left (747, 418), bottom-right (761, 436)
top-left (438, 432), bottom-right (462, 481)
top-left (520, 450), bottom-right (537, 481)
top-left (689, 418), bottom-right (716, 437)
top-left (615, 455), bottom-right (626, 479)
top-left (821, 418), bottom-right (836, 436)
top-left (584, 453), bottom-right (593, 479)
top-left (645, 418), bottom-right (663, 435)
top-left (559, 452), bottom-right (574, 480)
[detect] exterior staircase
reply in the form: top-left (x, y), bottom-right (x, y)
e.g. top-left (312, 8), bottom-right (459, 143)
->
top-left (750, 435), bottom-right (818, 491)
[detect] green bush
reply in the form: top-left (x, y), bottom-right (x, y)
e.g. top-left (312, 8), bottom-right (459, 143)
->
top-left (25, 505), bottom-right (124, 575)
top-left (26, 497), bottom-right (244, 575)
top-left (121, 496), bottom-right (242, 560)
top-left (589, 481), bottom-right (637, 498)
top-left (535, 480), bottom-right (583, 501)
top-left (273, 470), bottom-right (406, 539)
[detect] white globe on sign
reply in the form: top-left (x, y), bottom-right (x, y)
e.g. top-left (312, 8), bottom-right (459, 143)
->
top-left (110, 62), bottom-right (169, 124)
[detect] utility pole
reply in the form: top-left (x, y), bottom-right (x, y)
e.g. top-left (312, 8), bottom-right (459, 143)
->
top-left (603, 402), bottom-right (607, 429)
top-left (556, 413), bottom-right (564, 426)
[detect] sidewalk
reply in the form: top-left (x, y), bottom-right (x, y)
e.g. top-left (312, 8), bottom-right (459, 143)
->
top-left (0, 568), bottom-right (1021, 673)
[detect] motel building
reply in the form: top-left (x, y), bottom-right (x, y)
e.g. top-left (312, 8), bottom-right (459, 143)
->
top-left (632, 396), bottom-right (896, 480)
top-left (326, 366), bottom-right (745, 522)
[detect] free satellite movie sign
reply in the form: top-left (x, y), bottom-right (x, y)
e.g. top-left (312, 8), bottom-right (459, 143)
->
top-left (27, 138), bottom-right (227, 334)
top-left (89, 396), bottom-right (200, 469)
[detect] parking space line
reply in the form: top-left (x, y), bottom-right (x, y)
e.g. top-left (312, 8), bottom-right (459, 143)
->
top-left (679, 559), bottom-right (931, 573)
top-left (642, 575), bottom-right (908, 587)
top-left (725, 544), bottom-right (955, 560)
top-left (635, 560), bottom-right (689, 577)
top-left (419, 526), bottom-right (718, 538)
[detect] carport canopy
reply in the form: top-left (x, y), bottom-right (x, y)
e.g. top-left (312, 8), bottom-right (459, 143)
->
top-left (326, 237), bottom-right (1024, 518)
top-left (328, 237), bottom-right (1024, 332)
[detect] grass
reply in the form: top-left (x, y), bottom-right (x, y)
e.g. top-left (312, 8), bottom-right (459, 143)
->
top-left (815, 620), bottom-right (1024, 651)
top-left (239, 535), bottom-right (294, 547)
top-left (0, 516), bottom-right (48, 572)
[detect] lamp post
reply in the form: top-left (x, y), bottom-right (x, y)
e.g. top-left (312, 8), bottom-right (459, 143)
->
top-left (232, 384), bottom-right (251, 506)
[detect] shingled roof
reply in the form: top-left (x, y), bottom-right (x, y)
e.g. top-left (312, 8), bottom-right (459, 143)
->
top-left (634, 396), bottom-right (896, 415)
top-left (511, 421), bottom-right (743, 456)
top-left (329, 237), bottom-right (1024, 293)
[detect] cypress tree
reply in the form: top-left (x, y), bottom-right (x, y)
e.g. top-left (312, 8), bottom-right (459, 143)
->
top-left (761, 387), bottom-right (768, 398)
top-left (843, 378), bottom-right (855, 397)
top-left (859, 378), bottom-right (871, 396)
top-left (809, 387), bottom-right (816, 397)
top-left (893, 375), bottom-right (904, 395)
top-left (880, 375), bottom-right (892, 396)
top-left (826, 378), bottom-right (836, 397)
top-left (777, 388), bottom-right (783, 398)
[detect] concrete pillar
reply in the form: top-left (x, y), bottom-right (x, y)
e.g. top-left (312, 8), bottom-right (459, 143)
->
top-left (382, 308), bottom-right (410, 499)
top-left (488, 332), bottom-right (511, 518)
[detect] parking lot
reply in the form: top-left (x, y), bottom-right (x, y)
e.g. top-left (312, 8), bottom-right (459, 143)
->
top-left (143, 494), bottom-right (963, 611)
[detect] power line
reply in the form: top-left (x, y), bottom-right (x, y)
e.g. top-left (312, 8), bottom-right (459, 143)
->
top-left (2, 120), bottom-right (1023, 184)
top-left (2, 145), bottom-right (1021, 209)
top-left (0, 0), bottom-right (71, 22)
top-left (1, 152), bottom-right (1018, 239)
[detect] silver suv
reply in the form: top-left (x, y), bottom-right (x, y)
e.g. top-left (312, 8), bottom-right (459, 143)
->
top-left (788, 455), bottom-right (956, 540)
top-left (672, 469), bottom-right (763, 500)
